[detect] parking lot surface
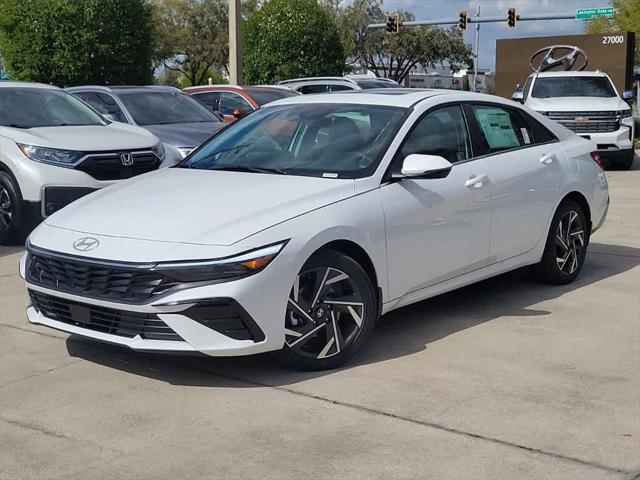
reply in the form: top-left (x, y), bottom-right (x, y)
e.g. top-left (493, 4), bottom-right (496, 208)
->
top-left (1, 160), bottom-right (639, 480)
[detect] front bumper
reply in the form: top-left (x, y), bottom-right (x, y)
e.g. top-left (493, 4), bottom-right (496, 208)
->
top-left (20, 244), bottom-right (294, 356)
top-left (573, 122), bottom-right (634, 153)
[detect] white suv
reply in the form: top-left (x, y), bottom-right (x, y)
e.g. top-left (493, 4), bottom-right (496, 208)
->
top-left (0, 82), bottom-right (164, 245)
top-left (515, 71), bottom-right (635, 169)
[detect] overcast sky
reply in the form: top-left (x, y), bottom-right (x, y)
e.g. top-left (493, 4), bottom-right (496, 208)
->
top-left (383, 0), bottom-right (614, 70)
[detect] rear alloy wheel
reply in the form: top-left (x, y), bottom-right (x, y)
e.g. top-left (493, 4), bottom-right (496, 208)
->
top-left (274, 250), bottom-right (377, 370)
top-left (534, 200), bottom-right (588, 285)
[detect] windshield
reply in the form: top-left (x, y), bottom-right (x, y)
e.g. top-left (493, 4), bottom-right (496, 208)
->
top-left (531, 76), bottom-right (617, 98)
top-left (246, 88), bottom-right (298, 106)
top-left (0, 87), bottom-right (106, 128)
top-left (180, 103), bottom-right (407, 178)
top-left (355, 80), bottom-right (400, 89)
top-left (118, 91), bottom-right (219, 125)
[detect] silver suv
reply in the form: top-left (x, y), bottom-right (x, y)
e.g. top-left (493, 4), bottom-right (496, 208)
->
top-left (67, 86), bottom-right (225, 164)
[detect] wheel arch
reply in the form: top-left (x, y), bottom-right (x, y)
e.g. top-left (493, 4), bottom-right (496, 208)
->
top-left (561, 191), bottom-right (592, 233)
top-left (312, 239), bottom-right (379, 289)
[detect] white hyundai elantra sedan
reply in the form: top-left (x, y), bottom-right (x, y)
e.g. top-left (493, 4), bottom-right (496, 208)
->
top-left (21, 90), bottom-right (609, 370)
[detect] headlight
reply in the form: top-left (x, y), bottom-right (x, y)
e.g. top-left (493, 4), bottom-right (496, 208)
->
top-left (17, 144), bottom-right (84, 166)
top-left (616, 110), bottom-right (632, 118)
top-left (151, 241), bottom-right (288, 282)
top-left (177, 147), bottom-right (193, 159)
top-left (152, 141), bottom-right (166, 159)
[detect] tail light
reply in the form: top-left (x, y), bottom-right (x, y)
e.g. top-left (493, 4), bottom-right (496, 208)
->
top-left (590, 151), bottom-right (604, 169)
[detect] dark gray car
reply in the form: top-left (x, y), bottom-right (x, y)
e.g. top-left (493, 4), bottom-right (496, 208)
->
top-left (66, 86), bottom-right (225, 165)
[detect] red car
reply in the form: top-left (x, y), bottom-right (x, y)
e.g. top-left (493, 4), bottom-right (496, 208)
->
top-left (183, 85), bottom-right (300, 123)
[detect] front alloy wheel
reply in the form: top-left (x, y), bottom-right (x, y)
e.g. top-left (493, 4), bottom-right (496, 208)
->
top-left (275, 250), bottom-right (377, 370)
top-left (0, 184), bottom-right (12, 233)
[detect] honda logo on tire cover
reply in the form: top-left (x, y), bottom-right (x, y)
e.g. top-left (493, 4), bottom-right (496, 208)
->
top-left (120, 152), bottom-right (134, 166)
top-left (73, 237), bottom-right (100, 251)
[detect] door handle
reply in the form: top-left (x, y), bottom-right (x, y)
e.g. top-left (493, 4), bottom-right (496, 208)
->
top-left (465, 174), bottom-right (487, 188)
top-left (540, 153), bottom-right (554, 165)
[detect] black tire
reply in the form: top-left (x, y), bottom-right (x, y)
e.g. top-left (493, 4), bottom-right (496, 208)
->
top-left (613, 149), bottom-right (635, 170)
top-left (0, 171), bottom-right (25, 246)
top-left (534, 200), bottom-right (588, 285)
top-left (273, 249), bottom-right (378, 371)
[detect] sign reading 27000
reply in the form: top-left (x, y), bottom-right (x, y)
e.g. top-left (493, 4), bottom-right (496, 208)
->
top-left (575, 7), bottom-right (614, 20)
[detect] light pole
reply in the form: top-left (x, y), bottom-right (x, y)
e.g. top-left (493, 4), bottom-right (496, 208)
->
top-left (229, 0), bottom-right (243, 85)
top-left (473, 5), bottom-right (480, 92)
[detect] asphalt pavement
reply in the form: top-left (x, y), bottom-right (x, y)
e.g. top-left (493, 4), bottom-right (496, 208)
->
top-left (1, 157), bottom-right (639, 480)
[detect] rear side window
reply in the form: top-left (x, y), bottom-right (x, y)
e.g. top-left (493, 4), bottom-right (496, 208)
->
top-left (471, 105), bottom-right (530, 154)
top-left (517, 110), bottom-right (557, 144)
top-left (80, 92), bottom-right (127, 123)
top-left (192, 92), bottom-right (221, 112)
top-left (329, 84), bottom-right (356, 92)
top-left (299, 84), bottom-right (330, 94)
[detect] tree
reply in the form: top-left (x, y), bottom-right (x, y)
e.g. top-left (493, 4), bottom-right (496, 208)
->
top-left (154, 0), bottom-right (259, 87)
top-left (243, 0), bottom-right (345, 84)
top-left (0, 0), bottom-right (154, 86)
top-left (586, 0), bottom-right (639, 65)
top-left (339, 0), bottom-right (473, 83)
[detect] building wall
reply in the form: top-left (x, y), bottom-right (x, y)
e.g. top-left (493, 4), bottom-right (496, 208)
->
top-left (495, 32), bottom-right (635, 98)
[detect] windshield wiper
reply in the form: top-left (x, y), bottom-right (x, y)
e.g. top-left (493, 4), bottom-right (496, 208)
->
top-left (211, 165), bottom-right (287, 175)
top-left (2, 123), bottom-right (32, 129)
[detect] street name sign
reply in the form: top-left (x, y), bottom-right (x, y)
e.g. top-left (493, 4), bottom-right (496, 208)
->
top-left (575, 7), bottom-right (615, 20)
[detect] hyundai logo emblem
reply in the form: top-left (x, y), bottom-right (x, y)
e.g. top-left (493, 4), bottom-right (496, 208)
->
top-left (530, 45), bottom-right (588, 73)
top-left (73, 237), bottom-right (100, 251)
top-left (120, 152), bottom-right (134, 166)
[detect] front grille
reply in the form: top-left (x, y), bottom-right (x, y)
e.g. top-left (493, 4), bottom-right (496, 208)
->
top-left (545, 111), bottom-right (620, 134)
top-left (29, 290), bottom-right (183, 341)
top-left (75, 151), bottom-right (160, 180)
top-left (27, 251), bottom-right (180, 302)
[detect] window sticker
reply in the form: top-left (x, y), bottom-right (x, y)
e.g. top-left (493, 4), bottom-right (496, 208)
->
top-left (520, 127), bottom-right (531, 144)
top-left (474, 108), bottom-right (520, 149)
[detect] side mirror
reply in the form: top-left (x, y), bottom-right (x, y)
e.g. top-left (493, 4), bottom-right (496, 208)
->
top-left (233, 108), bottom-right (249, 119)
top-left (622, 90), bottom-right (634, 101)
top-left (400, 154), bottom-right (453, 179)
top-left (511, 90), bottom-right (524, 103)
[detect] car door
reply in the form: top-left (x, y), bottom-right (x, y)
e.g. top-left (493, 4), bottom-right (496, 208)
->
top-left (465, 103), bottom-right (563, 262)
top-left (380, 105), bottom-right (491, 301)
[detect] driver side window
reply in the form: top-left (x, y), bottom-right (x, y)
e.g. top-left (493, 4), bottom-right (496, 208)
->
top-left (401, 105), bottom-right (472, 164)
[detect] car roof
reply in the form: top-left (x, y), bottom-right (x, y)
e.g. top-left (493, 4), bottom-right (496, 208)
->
top-left (66, 85), bottom-right (181, 94)
top-left (266, 89), bottom-right (510, 108)
top-left (530, 71), bottom-right (608, 78)
top-left (0, 81), bottom-right (60, 90)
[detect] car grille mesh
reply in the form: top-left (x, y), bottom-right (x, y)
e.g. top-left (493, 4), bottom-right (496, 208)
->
top-left (27, 252), bottom-right (180, 302)
top-left (75, 151), bottom-right (160, 181)
top-left (545, 111), bottom-right (620, 134)
top-left (29, 290), bottom-right (183, 341)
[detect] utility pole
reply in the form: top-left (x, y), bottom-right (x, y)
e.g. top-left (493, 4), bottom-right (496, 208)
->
top-left (473, 5), bottom-right (480, 92)
top-left (229, 0), bottom-right (243, 86)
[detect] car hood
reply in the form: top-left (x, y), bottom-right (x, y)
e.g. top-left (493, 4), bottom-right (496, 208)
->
top-left (2, 122), bottom-right (158, 150)
top-left (44, 168), bottom-right (356, 246)
top-left (143, 122), bottom-right (223, 148)
top-left (525, 96), bottom-right (629, 112)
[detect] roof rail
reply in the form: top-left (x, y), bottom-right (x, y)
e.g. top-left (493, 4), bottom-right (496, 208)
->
top-left (278, 77), bottom-right (358, 85)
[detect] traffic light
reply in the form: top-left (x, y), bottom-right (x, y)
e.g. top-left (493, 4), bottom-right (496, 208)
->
top-left (507, 8), bottom-right (517, 27)
top-left (458, 10), bottom-right (468, 30)
top-left (385, 13), bottom-right (400, 34)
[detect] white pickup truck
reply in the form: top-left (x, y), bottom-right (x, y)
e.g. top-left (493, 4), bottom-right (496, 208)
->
top-left (513, 71), bottom-right (635, 169)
